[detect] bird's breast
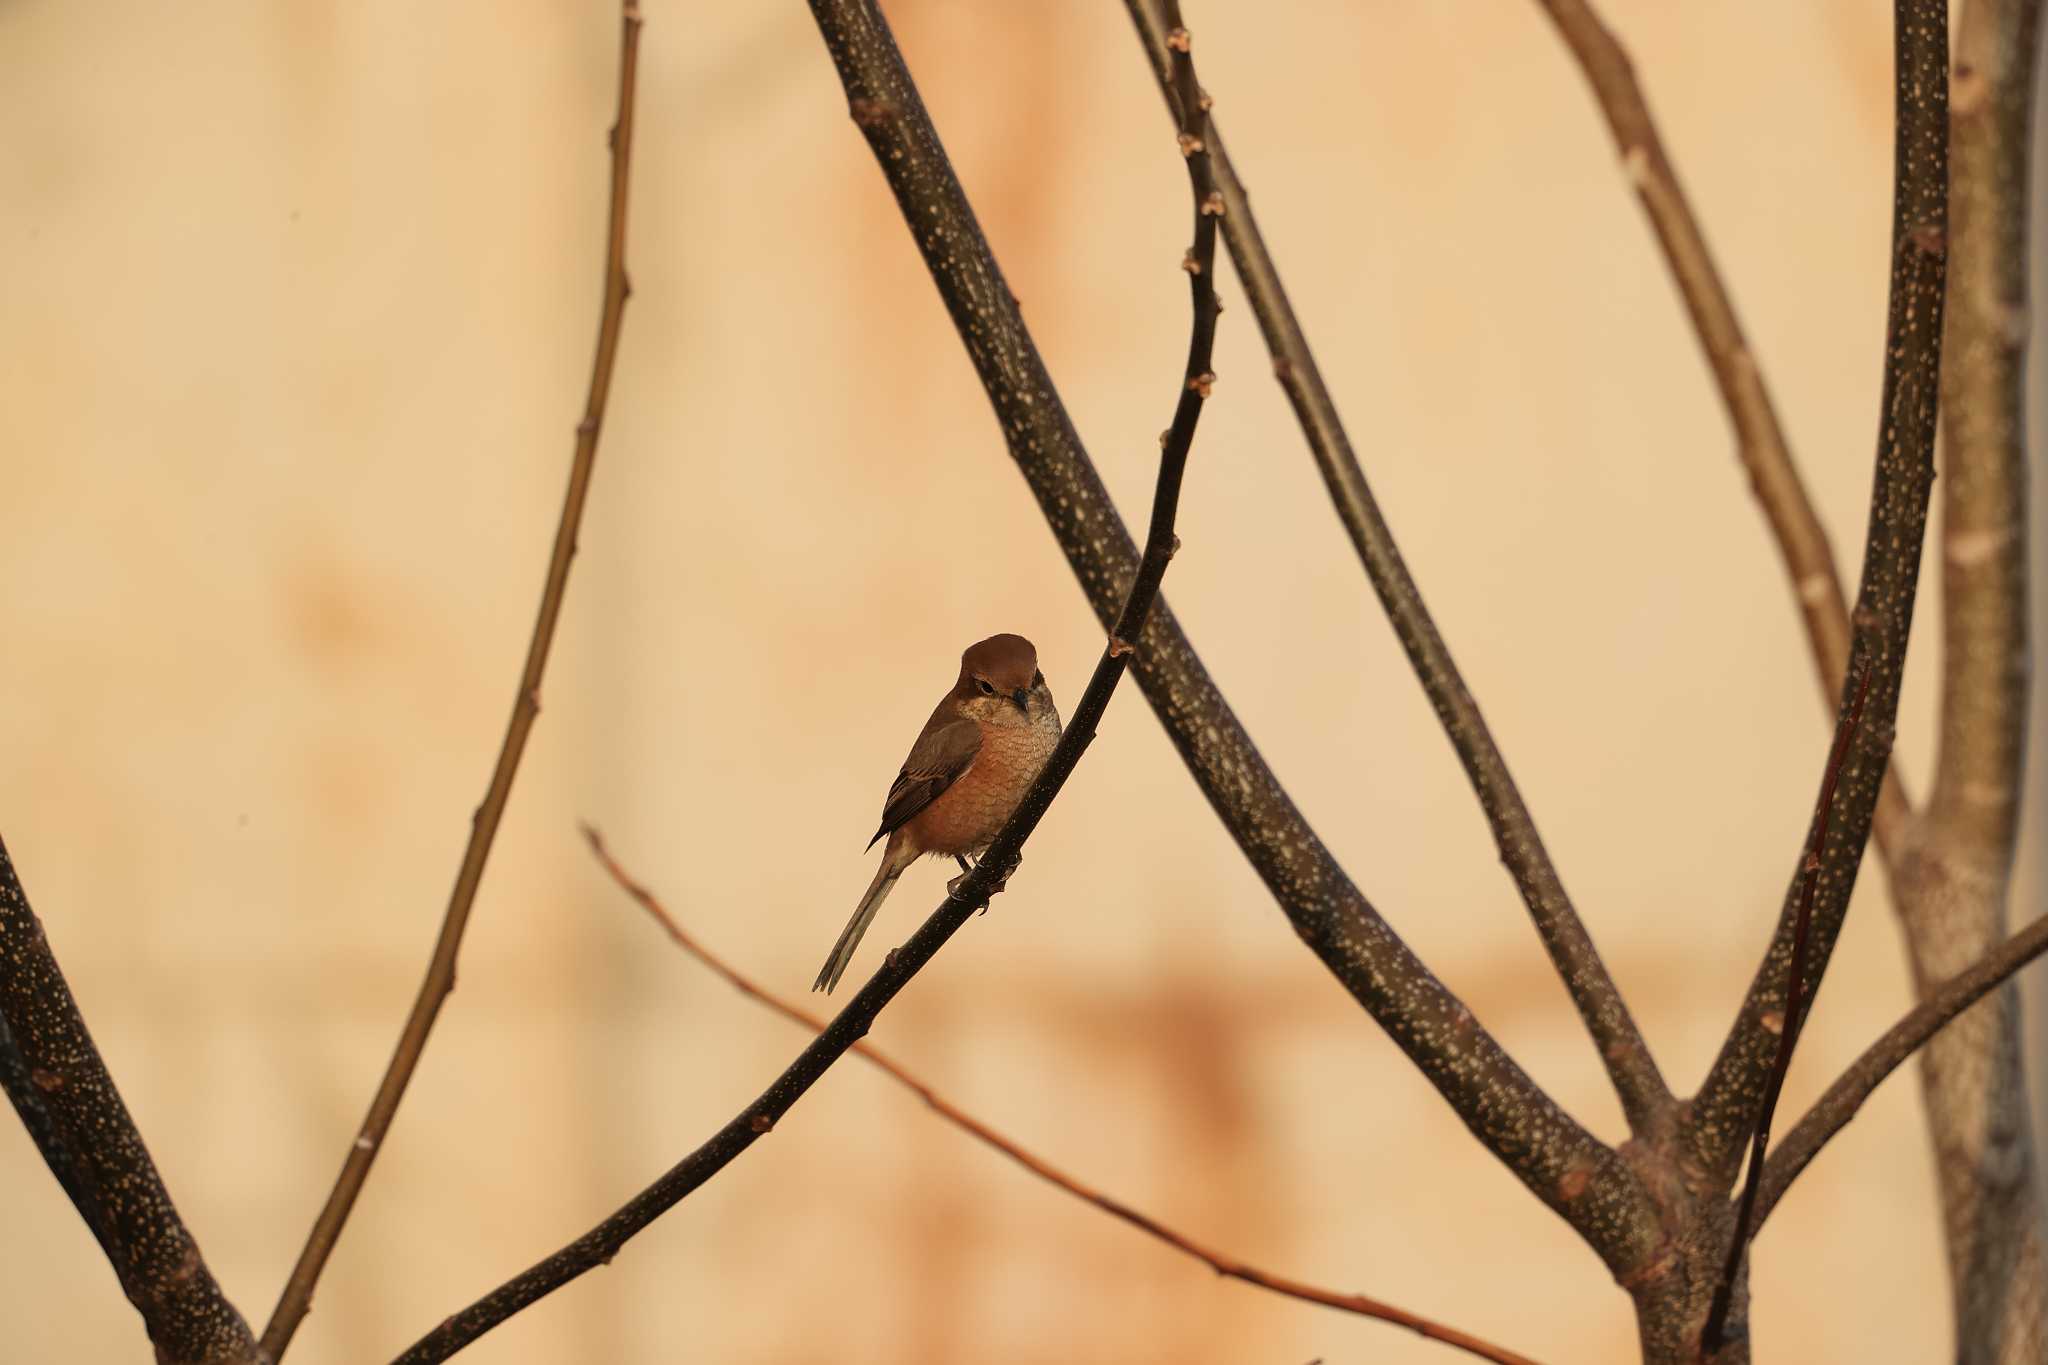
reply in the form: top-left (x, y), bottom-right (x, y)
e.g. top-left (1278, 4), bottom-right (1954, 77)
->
top-left (909, 712), bottom-right (1061, 856)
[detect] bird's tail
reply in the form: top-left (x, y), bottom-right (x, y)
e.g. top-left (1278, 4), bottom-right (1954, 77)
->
top-left (814, 855), bottom-right (901, 994)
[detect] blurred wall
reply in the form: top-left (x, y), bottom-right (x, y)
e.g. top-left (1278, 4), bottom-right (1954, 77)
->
top-left (1, 2), bottom-right (2044, 1362)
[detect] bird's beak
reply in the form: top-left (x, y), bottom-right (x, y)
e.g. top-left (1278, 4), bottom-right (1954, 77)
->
top-left (1010, 688), bottom-right (1030, 715)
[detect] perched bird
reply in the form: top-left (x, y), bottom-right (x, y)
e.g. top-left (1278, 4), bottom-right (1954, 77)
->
top-left (813, 633), bottom-right (1062, 993)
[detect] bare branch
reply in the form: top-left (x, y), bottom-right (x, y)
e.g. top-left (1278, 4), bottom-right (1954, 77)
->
top-left (1927, 3), bottom-right (2036, 863)
top-left (0, 1012), bottom-right (105, 1263)
top-left (259, 5), bottom-right (645, 1356)
top-left (1544, 0), bottom-right (2040, 1345)
top-left (0, 837), bottom-right (259, 1363)
top-left (1888, 0), bottom-right (2048, 1349)
top-left (1757, 912), bottom-right (2048, 1229)
top-left (1684, 0), bottom-right (1949, 1195)
top-left (1703, 666), bottom-right (1871, 1348)
top-left (1123, 0), bottom-right (1672, 1136)
top-left (812, 0), bottom-right (1659, 1278)
top-left (1527, 0), bottom-right (1914, 862)
top-left (584, 827), bottom-right (1546, 1365)
top-left (384, 7), bottom-right (1226, 1356)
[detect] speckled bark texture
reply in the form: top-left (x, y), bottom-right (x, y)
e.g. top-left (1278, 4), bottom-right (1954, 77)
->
top-left (1685, 0), bottom-right (1949, 1197)
top-left (1905, 0), bottom-right (2048, 1358)
top-left (804, 0), bottom-right (1664, 1280)
top-left (0, 838), bottom-right (259, 1364)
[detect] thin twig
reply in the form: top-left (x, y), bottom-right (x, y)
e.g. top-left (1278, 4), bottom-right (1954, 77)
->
top-left (258, 6), bottom-right (645, 1357)
top-left (1685, 0), bottom-right (1949, 1199)
top-left (583, 827), bottom-right (1543, 1365)
top-left (1528, 0), bottom-right (1913, 862)
top-left (384, 9), bottom-right (1222, 1357)
top-left (1702, 666), bottom-right (1870, 1348)
top-left (0, 837), bottom-right (260, 1363)
top-left (817, 0), bottom-right (1659, 1279)
top-left (1758, 911), bottom-right (2048, 1229)
top-left (1123, 0), bottom-right (1671, 1137)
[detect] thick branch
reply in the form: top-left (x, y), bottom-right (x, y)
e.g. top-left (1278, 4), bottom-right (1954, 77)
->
top-left (259, 5), bottom-right (644, 1357)
top-left (0, 1011), bottom-right (106, 1258)
top-left (1528, 0), bottom-right (1913, 862)
top-left (1894, 0), bottom-right (2046, 1353)
top-left (810, 0), bottom-right (1658, 1277)
top-left (1123, 0), bottom-right (1672, 1136)
top-left (1926, 0), bottom-right (2036, 884)
top-left (585, 827), bottom-right (1544, 1365)
top-left (0, 837), bottom-right (259, 1364)
top-left (1758, 912), bottom-right (2048, 1227)
top-left (385, 10), bottom-right (1224, 1358)
top-left (1686, 0), bottom-right (1949, 1192)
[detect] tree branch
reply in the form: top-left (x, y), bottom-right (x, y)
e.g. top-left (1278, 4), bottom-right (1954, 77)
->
top-left (1702, 666), bottom-right (1871, 1348)
top-left (384, 8), bottom-right (1225, 1357)
top-left (805, 0), bottom-right (1659, 1279)
top-left (1122, 0), bottom-right (1672, 1137)
top-left (0, 1010), bottom-right (107, 1263)
top-left (583, 826), bottom-right (1545, 1365)
top-left (1887, 0), bottom-right (2048, 1350)
top-left (1542, 0), bottom-right (2040, 1347)
top-left (1928, 0), bottom-right (2036, 864)
top-left (0, 836), bottom-right (260, 1364)
top-left (1683, 0), bottom-right (1948, 1199)
top-left (1755, 911), bottom-right (2048, 1231)
top-left (258, 5), bottom-right (645, 1356)
top-left (1527, 0), bottom-right (1914, 863)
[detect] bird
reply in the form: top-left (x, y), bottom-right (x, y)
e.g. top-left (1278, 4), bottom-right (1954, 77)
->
top-left (813, 633), bottom-right (1062, 994)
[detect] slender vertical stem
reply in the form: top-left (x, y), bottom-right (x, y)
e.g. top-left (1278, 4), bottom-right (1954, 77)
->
top-left (1686, 0), bottom-right (1949, 1214)
top-left (1895, 0), bottom-right (2047, 1351)
top-left (259, 6), bottom-right (645, 1357)
top-left (1702, 668), bottom-right (1871, 1349)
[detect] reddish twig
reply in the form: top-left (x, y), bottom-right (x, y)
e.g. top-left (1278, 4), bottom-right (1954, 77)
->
top-left (1702, 665), bottom-right (1872, 1348)
top-left (259, 5), bottom-right (645, 1357)
top-left (583, 826), bottom-right (1543, 1365)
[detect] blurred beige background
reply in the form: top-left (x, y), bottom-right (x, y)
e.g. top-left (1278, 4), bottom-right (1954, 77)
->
top-left (3, 1), bottom-right (2045, 1361)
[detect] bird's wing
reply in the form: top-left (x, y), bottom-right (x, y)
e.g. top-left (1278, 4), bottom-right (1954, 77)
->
top-left (868, 716), bottom-right (981, 850)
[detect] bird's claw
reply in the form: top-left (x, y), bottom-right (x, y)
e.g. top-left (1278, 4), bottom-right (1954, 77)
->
top-left (948, 851), bottom-right (1022, 914)
top-left (945, 869), bottom-right (988, 912)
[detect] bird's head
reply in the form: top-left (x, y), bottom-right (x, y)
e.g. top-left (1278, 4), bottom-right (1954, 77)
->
top-left (955, 632), bottom-right (1051, 727)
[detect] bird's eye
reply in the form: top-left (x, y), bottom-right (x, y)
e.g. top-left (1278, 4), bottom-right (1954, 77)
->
top-left (975, 679), bottom-right (995, 696)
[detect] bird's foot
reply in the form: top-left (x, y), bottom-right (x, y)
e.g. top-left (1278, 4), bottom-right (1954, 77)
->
top-left (947, 851), bottom-right (1021, 914)
top-left (945, 868), bottom-right (984, 910)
